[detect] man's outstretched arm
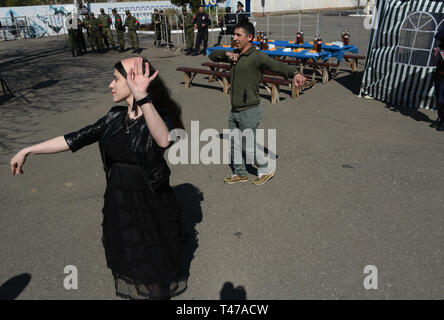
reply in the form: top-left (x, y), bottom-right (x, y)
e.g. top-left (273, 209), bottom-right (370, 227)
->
top-left (208, 50), bottom-right (231, 63)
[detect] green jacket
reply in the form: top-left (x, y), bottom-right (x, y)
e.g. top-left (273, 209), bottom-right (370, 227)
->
top-left (98, 13), bottom-right (112, 28)
top-left (124, 15), bottom-right (139, 31)
top-left (209, 46), bottom-right (300, 111)
top-left (114, 14), bottom-right (124, 31)
top-left (179, 14), bottom-right (194, 31)
top-left (88, 17), bottom-right (100, 32)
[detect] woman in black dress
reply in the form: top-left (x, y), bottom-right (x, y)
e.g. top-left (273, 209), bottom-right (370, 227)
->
top-left (431, 23), bottom-right (444, 131)
top-left (9, 57), bottom-right (187, 300)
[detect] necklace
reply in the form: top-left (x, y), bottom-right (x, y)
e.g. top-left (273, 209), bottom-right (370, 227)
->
top-left (125, 113), bottom-right (141, 134)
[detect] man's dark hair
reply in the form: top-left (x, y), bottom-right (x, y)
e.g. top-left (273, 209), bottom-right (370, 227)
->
top-left (235, 22), bottom-right (255, 37)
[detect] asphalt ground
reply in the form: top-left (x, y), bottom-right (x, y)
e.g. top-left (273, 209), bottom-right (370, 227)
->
top-left (0, 17), bottom-right (443, 300)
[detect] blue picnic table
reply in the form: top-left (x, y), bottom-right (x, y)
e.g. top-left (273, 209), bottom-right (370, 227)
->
top-left (255, 40), bottom-right (359, 62)
top-left (206, 46), bottom-right (333, 62)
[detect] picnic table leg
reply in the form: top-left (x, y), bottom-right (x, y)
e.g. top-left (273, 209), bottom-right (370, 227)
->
top-left (183, 72), bottom-right (196, 88)
top-left (291, 83), bottom-right (299, 98)
top-left (216, 77), bottom-right (230, 95)
top-left (351, 58), bottom-right (357, 73)
top-left (322, 66), bottom-right (328, 84)
top-left (222, 77), bottom-right (229, 95)
top-left (208, 67), bottom-right (216, 83)
top-left (271, 83), bottom-right (279, 104)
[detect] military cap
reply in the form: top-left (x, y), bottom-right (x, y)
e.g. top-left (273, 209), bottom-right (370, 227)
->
top-left (112, 8), bottom-right (117, 13)
top-left (125, 10), bottom-right (131, 15)
top-left (237, 1), bottom-right (244, 7)
top-left (182, 7), bottom-right (187, 12)
top-left (100, 8), bottom-right (104, 12)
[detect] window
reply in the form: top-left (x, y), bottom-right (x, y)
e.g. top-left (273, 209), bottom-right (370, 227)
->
top-left (395, 12), bottom-right (437, 67)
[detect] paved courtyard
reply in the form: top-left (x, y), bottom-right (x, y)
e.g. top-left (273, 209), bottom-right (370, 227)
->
top-left (0, 19), bottom-right (443, 299)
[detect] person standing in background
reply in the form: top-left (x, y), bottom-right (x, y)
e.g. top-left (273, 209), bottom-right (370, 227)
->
top-left (76, 16), bottom-right (87, 54)
top-left (431, 23), bottom-right (444, 131)
top-left (90, 12), bottom-right (105, 54)
top-left (214, 7), bottom-right (236, 47)
top-left (236, 1), bottom-right (249, 25)
top-left (83, 12), bottom-right (96, 52)
top-left (179, 7), bottom-right (194, 55)
top-left (65, 12), bottom-right (81, 57)
top-left (192, 5), bottom-right (210, 56)
top-left (124, 10), bottom-right (140, 53)
top-left (99, 8), bottom-right (116, 51)
top-left (112, 8), bottom-right (125, 52)
top-left (153, 8), bottom-right (162, 48)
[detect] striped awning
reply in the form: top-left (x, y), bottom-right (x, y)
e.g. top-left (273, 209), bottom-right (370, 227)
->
top-left (360, 0), bottom-right (444, 109)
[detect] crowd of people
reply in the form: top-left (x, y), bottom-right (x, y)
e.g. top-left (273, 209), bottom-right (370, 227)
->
top-left (65, 2), bottom-right (250, 57)
top-left (66, 8), bottom-right (141, 56)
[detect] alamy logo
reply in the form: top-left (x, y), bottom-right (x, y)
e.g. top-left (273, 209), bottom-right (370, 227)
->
top-left (63, 265), bottom-right (78, 290)
top-left (166, 121), bottom-right (277, 169)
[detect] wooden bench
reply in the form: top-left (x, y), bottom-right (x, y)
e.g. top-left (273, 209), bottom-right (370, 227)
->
top-left (201, 62), bottom-right (303, 104)
top-left (176, 67), bottom-right (230, 95)
top-left (178, 64), bottom-right (313, 104)
top-left (273, 58), bottom-right (338, 84)
top-left (343, 54), bottom-right (366, 73)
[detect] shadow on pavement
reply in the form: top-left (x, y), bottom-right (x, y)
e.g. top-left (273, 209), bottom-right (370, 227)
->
top-left (173, 183), bottom-right (203, 295)
top-left (220, 281), bottom-right (247, 300)
top-left (0, 273), bottom-right (31, 300)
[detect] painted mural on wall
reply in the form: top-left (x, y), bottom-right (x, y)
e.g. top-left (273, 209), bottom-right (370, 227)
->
top-left (0, 1), bottom-right (179, 40)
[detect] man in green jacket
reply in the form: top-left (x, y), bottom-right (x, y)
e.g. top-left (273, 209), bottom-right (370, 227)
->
top-left (112, 8), bottom-right (125, 52)
top-left (124, 10), bottom-right (140, 53)
top-left (98, 8), bottom-right (116, 51)
top-left (209, 22), bottom-right (306, 185)
top-left (179, 7), bottom-right (194, 55)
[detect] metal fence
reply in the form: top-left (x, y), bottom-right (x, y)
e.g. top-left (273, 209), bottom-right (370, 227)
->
top-left (0, 11), bottom-right (370, 54)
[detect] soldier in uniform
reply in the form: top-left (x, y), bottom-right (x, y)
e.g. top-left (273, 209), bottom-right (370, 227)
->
top-left (124, 10), bottom-right (140, 53)
top-left (192, 5), bottom-right (210, 56)
top-left (214, 6), bottom-right (236, 47)
top-left (83, 13), bottom-right (96, 52)
top-left (76, 16), bottom-right (87, 54)
top-left (89, 12), bottom-right (105, 53)
top-left (65, 13), bottom-right (81, 57)
top-left (152, 8), bottom-right (162, 47)
top-left (236, 1), bottom-right (249, 25)
top-left (112, 8), bottom-right (125, 52)
top-left (99, 8), bottom-right (116, 51)
top-left (179, 7), bottom-right (194, 55)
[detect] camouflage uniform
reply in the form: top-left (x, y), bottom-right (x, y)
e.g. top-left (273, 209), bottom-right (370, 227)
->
top-left (124, 10), bottom-right (140, 52)
top-left (152, 10), bottom-right (162, 47)
top-left (112, 9), bottom-right (125, 52)
top-left (99, 9), bottom-right (115, 50)
top-left (179, 10), bottom-right (194, 54)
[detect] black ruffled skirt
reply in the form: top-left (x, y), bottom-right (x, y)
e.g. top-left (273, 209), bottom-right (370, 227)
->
top-left (102, 162), bottom-right (187, 300)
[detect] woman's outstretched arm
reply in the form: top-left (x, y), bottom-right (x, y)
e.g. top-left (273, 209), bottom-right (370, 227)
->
top-left (10, 136), bottom-right (69, 175)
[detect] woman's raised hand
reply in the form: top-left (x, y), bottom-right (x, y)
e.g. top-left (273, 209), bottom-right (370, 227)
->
top-left (10, 150), bottom-right (27, 175)
top-left (126, 57), bottom-right (159, 101)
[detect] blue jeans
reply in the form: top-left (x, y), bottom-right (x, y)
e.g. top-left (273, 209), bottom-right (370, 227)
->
top-left (228, 105), bottom-right (269, 177)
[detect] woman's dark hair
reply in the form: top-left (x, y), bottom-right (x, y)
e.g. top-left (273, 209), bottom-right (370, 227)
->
top-left (114, 59), bottom-right (185, 130)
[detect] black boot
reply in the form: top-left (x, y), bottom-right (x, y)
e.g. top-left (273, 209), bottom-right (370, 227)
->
top-left (433, 105), bottom-right (444, 129)
top-left (430, 117), bottom-right (441, 128)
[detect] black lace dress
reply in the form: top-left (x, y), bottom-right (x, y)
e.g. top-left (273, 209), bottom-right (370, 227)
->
top-left (101, 115), bottom-right (186, 300)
